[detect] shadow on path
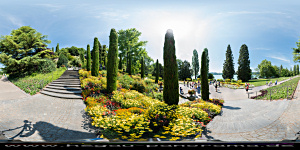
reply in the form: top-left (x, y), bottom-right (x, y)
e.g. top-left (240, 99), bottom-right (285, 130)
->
top-left (2, 118), bottom-right (97, 142)
top-left (222, 105), bottom-right (241, 110)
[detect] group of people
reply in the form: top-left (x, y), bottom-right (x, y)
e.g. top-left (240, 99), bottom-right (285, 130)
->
top-left (181, 80), bottom-right (201, 96)
top-left (266, 80), bottom-right (278, 86)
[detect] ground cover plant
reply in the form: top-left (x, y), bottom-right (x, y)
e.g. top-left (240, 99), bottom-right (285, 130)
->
top-left (251, 76), bottom-right (300, 100)
top-left (10, 67), bottom-right (66, 95)
top-left (79, 69), bottom-right (223, 141)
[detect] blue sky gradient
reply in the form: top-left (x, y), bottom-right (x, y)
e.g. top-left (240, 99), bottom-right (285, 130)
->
top-left (0, 0), bottom-right (300, 73)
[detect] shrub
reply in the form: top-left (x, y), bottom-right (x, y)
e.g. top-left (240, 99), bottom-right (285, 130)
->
top-left (225, 79), bottom-right (231, 82)
top-left (57, 53), bottom-right (68, 68)
top-left (38, 58), bottom-right (56, 73)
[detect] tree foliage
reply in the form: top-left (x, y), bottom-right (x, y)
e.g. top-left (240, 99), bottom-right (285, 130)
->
top-left (257, 59), bottom-right (276, 78)
top-left (141, 57), bottom-right (144, 79)
top-left (201, 50), bottom-right (209, 100)
top-left (204, 48), bottom-right (209, 74)
top-left (107, 28), bottom-right (119, 93)
top-left (222, 45), bottom-right (235, 79)
top-left (57, 53), bottom-right (68, 68)
top-left (192, 49), bottom-right (199, 79)
top-left (293, 39), bottom-right (300, 63)
top-left (155, 59), bottom-right (159, 83)
top-left (86, 44), bottom-right (91, 71)
top-left (0, 26), bottom-right (51, 60)
top-left (178, 59), bottom-right (193, 80)
top-left (163, 29), bottom-right (179, 105)
top-left (237, 44), bottom-right (252, 82)
top-left (91, 37), bottom-right (99, 76)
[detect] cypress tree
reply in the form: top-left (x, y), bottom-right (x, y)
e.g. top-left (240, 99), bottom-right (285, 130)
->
top-left (52, 47), bottom-right (54, 52)
top-left (92, 37), bottom-right (99, 76)
top-left (98, 41), bottom-right (102, 66)
top-left (56, 43), bottom-right (59, 54)
top-left (80, 52), bottom-right (84, 68)
top-left (107, 28), bottom-right (118, 93)
top-left (87, 44), bottom-right (91, 71)
top-left (192, 49), bottom-right (199, 79)
top-left (201, 50), bottom-right (209, 100)
top-left (297, 64), bottom-right (299, 75)
top-left (204, 48), bottom-right (209, 74)
top-left (294, 65), bottom-right (297, 76)
top-left (280, 65), bottom-right (283, 76)
top-left (141, 57), bottom-right (144, 79)
top-left (155, 59), bottom-right (159, 84)
top-left (57, 53), bottom-right (68, 68)
top-left (163, 29), bottom-right (179, 106)
top-left (222, 44), bottom-right (235, 80)
top-left (237, 44), bottom-right (251, 82)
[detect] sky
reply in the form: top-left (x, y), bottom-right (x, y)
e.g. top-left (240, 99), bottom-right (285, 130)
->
top-left (0, 0), bottom-right (300, 73)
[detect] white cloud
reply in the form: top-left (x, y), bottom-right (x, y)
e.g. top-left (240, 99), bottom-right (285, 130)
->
top-left (6, 15), bottom-right (23, 27)
top-left (267, 55), bottom-right (290, 63)
top-left (34, 4), bottom-right (64, 12)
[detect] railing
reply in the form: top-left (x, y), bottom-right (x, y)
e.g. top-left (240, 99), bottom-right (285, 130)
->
top-left (248, 85), bottom-right (296, 100)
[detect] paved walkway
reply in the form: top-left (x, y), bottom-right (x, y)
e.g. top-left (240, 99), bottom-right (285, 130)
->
top-left (0, 77), bottom-right (97, 142)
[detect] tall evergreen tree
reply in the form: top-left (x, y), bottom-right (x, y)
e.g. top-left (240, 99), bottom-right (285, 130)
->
top-left (91, 37), bottom-right (99, 76)
top-left (201, 50), bottom-right (209, 100)
top-left (297, 64), bottom-right (299, 75)
top-left (80, 51), bottom-right (84, 68)
top-left (107, 29), bottom-right (119, 93)
top-left (222, 45), bottom-right (235, 79)
top-left (56, 43), bottom-right (59, 54)
top-left (204, 48), bottom-right (209, 73)
top-left (52, 47), bottom-right (54, 52)
top-left (155, 59), bottom-right (159, 83)
top-left (192, 49), bottom-right (199, 79)
top-left (294, 65), bottom-right (297, 76)
top-left (141, 57), bottom-right (144, 79)
top-left (86, 44), bottom-right (91, 71)
top-left (163, 29), bottom-right (179, 106)
top-left (237, 44), bottom-right (252, 82)
top-left (98, 41), bottom-right (102, 66)
top-left (280, 65), bottom-right (283, 76)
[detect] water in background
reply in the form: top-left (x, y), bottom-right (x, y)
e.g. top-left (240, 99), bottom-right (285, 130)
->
top-left (213, 74), bottom-right (257, 80)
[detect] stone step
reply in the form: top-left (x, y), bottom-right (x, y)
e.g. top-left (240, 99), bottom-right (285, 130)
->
top-left (51, 81), bottom-right (81, 84)
top-left (43, 88), bottom-right (82, 94)
top-left (55, 79), bottom-right (80, 82)
top-left (41, 91), bottom-right (82, 99)
top-left (46, 85), bottom-right (82, 90)
top-left (49, 83), bottom-right (81, 87)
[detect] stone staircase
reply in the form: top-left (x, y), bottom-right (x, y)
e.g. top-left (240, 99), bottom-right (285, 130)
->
top-left (41, 70), bottom-right (82, 99)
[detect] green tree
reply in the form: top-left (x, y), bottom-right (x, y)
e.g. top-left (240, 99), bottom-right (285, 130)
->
top-left (155, 59), bottom-right (159, 83)
top-left (192, 49), bottom-right (199, 79)
top-left (0, 26), bottom-right (50, 59)
top-left (118, 28), bottom-right (148, 74)
top-left (222, 44), bottom-right (235, 79)
top-left (56, 43), bottom-right (59, 54)
top-left (79, 51), bottom-right (85, 68)
top-left (178, 60), bottom-right (193, 80)
top-left (141, 57), bottom-right (144, 79)
top-left (91, 37), bottom-right (99, 76)
top-left (257, 59), bottom-right (275, 78)
top-left (128, 53), bottom-right (132, 75)
top-left (297, 64), bottom-right (299, 75)
top-left (57, 53), bottom-right (68, 68)
top-left (107, 28), bottom-right (119, 93)
top-left (52, 47), bottom-right (54, 52)
top-left (237, 44), bottom-right (252, 82)
top-left (163, 29), bottom-right (179, 106)
top-left (292, 39), bottom-right (300, 62)
top-left (279, 65), bottom-right (283, 76)
top-left (294, 65), bottom-right (297, 76)
top-left (201, 50), bottom-right (209, 100)
top-left (86, 44), bottom-right (91, 71)
top-left (204, 48), bottom-right (209, 73)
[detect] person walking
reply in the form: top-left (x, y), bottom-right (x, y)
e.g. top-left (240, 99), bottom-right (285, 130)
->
top-left (246, 84), bottom-right (249, 93)
top-left (184, 80), bottom-right (185, 86)
top-left (180, 87), bottom-right (184, 95)
top-left (215, 82), bottom-right (218, 92)
top-left (197, 84), bottom-right (201, 96)
top-left (275, 80), bottom-right (278, 85)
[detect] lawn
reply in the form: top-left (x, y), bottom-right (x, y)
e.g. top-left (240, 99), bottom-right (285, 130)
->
top-left (9, 67), bottom-right (67, 95)
top-left (251, 76), bottom-right (300, 100)
top-left (79, 69), bottom-right (224, 141)
top-left (247, 77), bottom-right (291, 87)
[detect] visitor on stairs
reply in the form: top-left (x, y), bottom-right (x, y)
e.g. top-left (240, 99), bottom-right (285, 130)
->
top-left (180, 87), bottom-right (184, 95)
top-left (197, 85), bottom-right (201, 96)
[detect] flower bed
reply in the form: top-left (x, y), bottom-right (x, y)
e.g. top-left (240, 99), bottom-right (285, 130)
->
top-left (79, 69), bottom-right (223, 141)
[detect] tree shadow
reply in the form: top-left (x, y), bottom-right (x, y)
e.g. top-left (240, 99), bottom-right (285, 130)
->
top-left (2, 113), bottom-right (97, 142)
top-left (222, 105), bottom-right (241, 110)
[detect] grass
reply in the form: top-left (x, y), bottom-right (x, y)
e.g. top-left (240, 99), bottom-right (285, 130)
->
top-left (10, 67), bottom-right (67, 95)
top-left (252, 76), bottom-right (300, 100)
top-left (247, 77), bottom-right (291, 87)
